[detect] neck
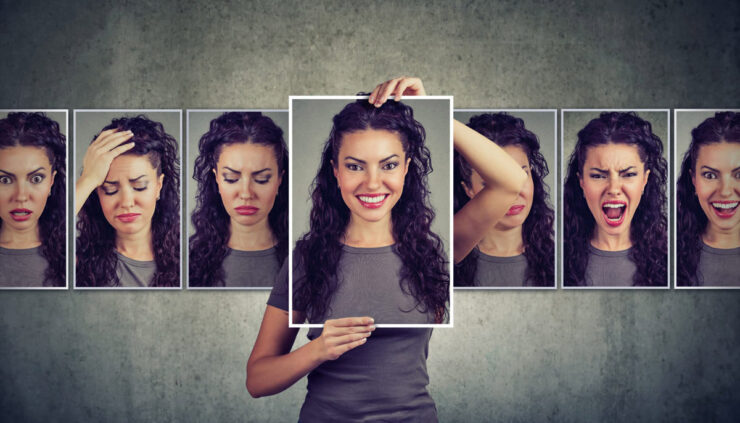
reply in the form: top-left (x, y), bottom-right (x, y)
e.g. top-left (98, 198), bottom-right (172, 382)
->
top-left (591, 227), bottom-right (632, 251)
top-left (477, 225), bottom-right (524, 257)
top-left (343, 214), bottom-right (394, 247)
top-left (116, 228), bottom-right (154, 261)
top-left (0, 223), bottom-right (41, 249)
top-left (228, 218), bottom-right (275, 251)
top-left (703, 223), bottom-right (740, 249)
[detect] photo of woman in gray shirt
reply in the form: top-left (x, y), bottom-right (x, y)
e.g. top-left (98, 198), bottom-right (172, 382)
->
top-left (188, 112), bottom-right (288, 288)
top-left (247, 77), bottom-right (449, 422)
top-left (676, 111), bottom-right (740, 287)
top-left (563, 111), bottom-right (668, 287)
top-left (75, 115), bottom-right (180, 288)
top-left (0, 112), bottom-right (67, 288)
top-left (453, 112), bottom-right (554, 287)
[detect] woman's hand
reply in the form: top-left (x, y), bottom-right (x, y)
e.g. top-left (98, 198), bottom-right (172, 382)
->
top-left (313, 316), bottom-right (376, 361)
top-left (369, 76), bottom-right (426, 107)
top-left (75, 128), bottom-right (135, 214)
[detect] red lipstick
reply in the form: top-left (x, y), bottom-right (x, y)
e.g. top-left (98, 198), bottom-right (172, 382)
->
top-left (356, 193), bottom-right (389, 209)
top-left (235, 206), bottom-right (259, 215)
top-left (116, 213), bottom-right (141, 223)
top-left (710, 201), bottom-right (739, 219)
top-left (602, 201), bottom-right (627, 227)
top-left (10, 208), bottom-right (32, 222)
top-left (506, 205), bottom-right (525, 216)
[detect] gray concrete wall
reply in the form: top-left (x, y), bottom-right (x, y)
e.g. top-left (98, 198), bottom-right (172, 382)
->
top-left (1, 1), bottom-right (738, 422)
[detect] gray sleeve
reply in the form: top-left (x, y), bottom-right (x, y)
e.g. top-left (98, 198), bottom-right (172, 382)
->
top-left (266, 258), bottom-right (289, 311)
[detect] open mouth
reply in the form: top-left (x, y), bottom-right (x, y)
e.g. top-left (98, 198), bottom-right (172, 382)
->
top-left (356, 194), bottom-right (389, 209)
top-left (710, 201), bottom-right (739, 218)
top-left (116, 213), bottom-right (141, 223)
top-left (235, 206), bottom-right (259, 216)
top-left (601, 201), bottom-right (626, 227)
top-left (10, 208), bottom-right (32, 221)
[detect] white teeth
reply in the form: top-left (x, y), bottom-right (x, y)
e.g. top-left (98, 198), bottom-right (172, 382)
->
top-left (358, 195), bottom-right (387, 203)
top-left (11, 211), bottom-right (30, 215)
top-left (603, 203), bottom-right (625, 208)
top-left (711, 202), bottom-right (738, 210)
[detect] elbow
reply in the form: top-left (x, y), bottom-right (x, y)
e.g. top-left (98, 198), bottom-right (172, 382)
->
top-left (246, 373), bottom-right (264, 398)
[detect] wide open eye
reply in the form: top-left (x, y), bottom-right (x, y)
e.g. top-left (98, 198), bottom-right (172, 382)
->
top-left (701, 171), bottom-right (717, 180)
top-left (346, 163), bottom-right (362, 171)
top-left (30, 174), bottom-right (46, 184)
top-left (0, 175), bottom-right (12, 184)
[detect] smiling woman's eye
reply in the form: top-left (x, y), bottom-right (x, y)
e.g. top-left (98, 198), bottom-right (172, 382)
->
top-left (30, 174), bottom-right (46, 184)
top-left (346, 163), bottom-right (362, 171)
top-left (382, 162), bottom-right (399, 171)
top-left (0, 175), bottom-right (12, 184)
top-left (701, 171), bottom-right (717, 180)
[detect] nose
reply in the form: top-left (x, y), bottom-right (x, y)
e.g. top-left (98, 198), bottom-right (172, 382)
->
top-left (607, 175), bottom-right (621, 196)
top-left (239, 179), bottom-right (255, 200)
top-left (14, 181), bottom-right (29, 202)
top-left (719, 174), bottom-right (734, 197)
top-left (120, 186), bottom-right (135, 208)
top-left (366, 168), bottom-right (381, 190)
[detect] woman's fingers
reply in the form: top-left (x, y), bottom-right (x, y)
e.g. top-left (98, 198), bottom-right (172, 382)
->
top-left (394, 77), bottom-right (426, 100)
top-left (368, 76), bottom-right (425, 107)
top-left (97, 130), bottom-right (134, 152)
top-left (329, 316), bottom-right (374, 327)
top-left (106, 140), bottom-right (136, 158)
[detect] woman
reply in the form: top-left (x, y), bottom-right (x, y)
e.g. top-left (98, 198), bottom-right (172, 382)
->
top-left (677, 111), bottom-right (739, 287)
top-left (189, 111), bottom-right (288, 287)
top-left (0, 112), bottom-right (66, 288)
top-left (563, 112), bottom-right (667, 287)
top-left (454, 113), bottom-right (554, 287)
top-left (76, 115), bottom-right (180, 288)
top-left (248, 77), bottom-right (448, 421)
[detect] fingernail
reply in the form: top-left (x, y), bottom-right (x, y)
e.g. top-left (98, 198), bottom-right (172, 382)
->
top-left (369, 325), bottom-right (376, 331)
top-left (368, 95), bottom-right (375, 103)
top-left (369, 317), bottom-right (374, 323)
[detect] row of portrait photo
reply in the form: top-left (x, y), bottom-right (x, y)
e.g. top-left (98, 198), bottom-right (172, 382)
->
top-left (0, 106), bottom-right (737, 300)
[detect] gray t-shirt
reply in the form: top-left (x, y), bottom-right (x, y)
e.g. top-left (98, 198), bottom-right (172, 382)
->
top-left (696, 243), bottom-right (740, 287)
top-left (221, 247), bottom-right (280, 288)
top-left (474, 251), bottom-right (529, 287)
top-left (115, 252), bottom-right (156, 288)
top-left (267, 244), bottom-right (437, 422)
top-left (584, 245), bottom-right (637, 287)
top-left (0, 246), bottom-right (48, 287)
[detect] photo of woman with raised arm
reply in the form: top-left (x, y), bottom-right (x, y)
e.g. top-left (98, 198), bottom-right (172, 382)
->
top-left (453, 112), bottom-right (554, 287)
top-left (75, 113), bottom-right (180, 288)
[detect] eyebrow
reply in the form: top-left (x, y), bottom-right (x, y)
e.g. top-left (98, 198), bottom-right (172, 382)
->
top-left (701, 165), bottom-right (740, 172)
top-left (344, 154), bottom-right (399, 164)
top-left (588, 166), bottom-right (636, 173)
top-left (0, 167), bottom-right (47, 177)
top-left (103, 175), bottom-right (147, 185)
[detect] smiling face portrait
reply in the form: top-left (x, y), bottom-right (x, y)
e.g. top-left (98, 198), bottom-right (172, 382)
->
top-left (332, 129), bottom-right (410, 225)
top-left (0, 146), bottom-right (56, 234)
top-left (214, 142), bottom-right (281, 229)
top-left (691, 142), bottom-right (740, 235)
top-left (97, 154), bottom-right (164, 237)
top-left (578, 143), bottom-right (649, 241)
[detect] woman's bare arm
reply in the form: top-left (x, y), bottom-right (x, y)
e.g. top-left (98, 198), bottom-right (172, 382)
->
top-left (246, 306), bottom-right (375, 398)
top-left (453, 120), bottom-right (527, 263)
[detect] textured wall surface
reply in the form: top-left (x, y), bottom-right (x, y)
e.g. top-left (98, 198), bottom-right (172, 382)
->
top-left (1, 0), bottom-right (739, 422)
